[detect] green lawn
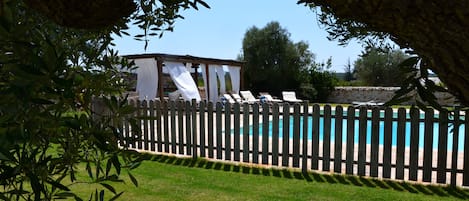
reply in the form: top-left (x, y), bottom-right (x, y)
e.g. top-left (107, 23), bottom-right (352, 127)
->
top-left (71, 154), bottom-right (468, 201)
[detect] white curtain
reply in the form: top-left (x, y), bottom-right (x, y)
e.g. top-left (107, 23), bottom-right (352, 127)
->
top-left (201, 64), bottom-right (209, 102)
top-left (215, 65), bottom-right (226, 95)
top-left (228, 66), bottom-right (241, 94)
top-left (165, 61), bottom-right (201, 102)
top-left (208, 65), bottom-right (218, 103)
top-left (134, 58), bottom-right (158, 101)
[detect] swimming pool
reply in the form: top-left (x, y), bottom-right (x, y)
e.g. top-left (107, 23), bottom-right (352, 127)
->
top-left (239, 116), bottom-right (466, 151)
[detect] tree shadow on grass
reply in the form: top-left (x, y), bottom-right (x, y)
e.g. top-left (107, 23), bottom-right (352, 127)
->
top-left (144, 153), bottom-right (469, 200)
top-left (371, 179), bottom-right (390, 189)
top-left (322, 174), bottom-right (337, 184)
top-left (333, 174), bottom-right (350, 185)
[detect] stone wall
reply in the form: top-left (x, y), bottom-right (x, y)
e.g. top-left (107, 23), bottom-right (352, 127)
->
top-left (327, 87), bottom-right (459, 106)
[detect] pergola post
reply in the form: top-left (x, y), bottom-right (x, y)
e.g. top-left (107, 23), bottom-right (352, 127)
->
top-left (204, 63), bottom-right (210, 102)
top-left (191, 63), bottom-right (200, 86)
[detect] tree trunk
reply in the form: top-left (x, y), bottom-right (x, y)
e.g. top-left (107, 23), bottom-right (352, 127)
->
top-left (300, 0), bottom-right (469, 106)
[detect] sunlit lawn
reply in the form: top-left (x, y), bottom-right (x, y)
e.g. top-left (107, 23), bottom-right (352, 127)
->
top-left (69, 154), bottom-right (469, 201)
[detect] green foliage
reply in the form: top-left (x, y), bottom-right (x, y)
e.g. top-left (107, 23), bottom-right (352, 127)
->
top-left (385, 55), bottom-right (450, 110)
top-left (301, 59), bottom-right (337, 102)
top-left (297, 0), bottom-right (469, 106)
top-left (239, 21), bottom-right (336, 102)
top-left (240, 21), bottom-right (314, 96)
top-left (354, 48), bottom-right (409, 86)
top-left (0, 0), bottom-right (206, 199)
top-left (298, 1), bottom-right (391, 48)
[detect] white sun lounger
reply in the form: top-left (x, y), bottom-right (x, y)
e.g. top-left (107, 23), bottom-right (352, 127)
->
top-left (239, 90), bottom-right (259, 104)
top-left (222, 94), bottom-right (236, 104)
top-left (282, 91), bottom-right (303, 103)
top-left (260, 94), bottom-right (282, 104)
top-left (230, 93), bottom-right (244, 103)
top-left (352, 100), bottom-right (384, 107)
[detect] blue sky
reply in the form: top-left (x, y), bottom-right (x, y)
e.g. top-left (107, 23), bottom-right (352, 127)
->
top-left (112, 0), bottom-right (364, 72)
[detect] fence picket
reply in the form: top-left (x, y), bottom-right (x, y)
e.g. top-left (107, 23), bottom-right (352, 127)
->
top-left (262, 103), bottom-right (270, 165)
top-left (282, 104), bottom-right (290, 167)
top-left (383, 107), bottom-right (393, 178)
top-left (163, 102), bottom-right (170, 152)
top-left (346, 106), bottom-right (355, 175)
top-left (451, 108), bottom-right (460, 186)
top-left (423, 108), bottom-right (434, 182)
top-left (370, 107), bottom-right (380, 177)
top-left (224, 103), bottom-right (232, 160)
top-left (170, 101), bottom-right (177, 154)
top-left (464, 109), bottom-right (469, 186)
top-left (199, 101), bottom-right (206, 157)
top-left (149, 101), bottom-right (155, 152)
top-left (293, 104), bottom-right (301, 168)
top-left (409, 108), bottom-right (419, 181)
top-left (312, 104), bottom-right (320, 170)
top-left (437, 109), bottom-right (448, 184)
top-left (252, 103), bottom-right (260, 164)
top-left (130, 100), bottom-right (137, 149)
top-left (234, 103), bottom-right (241, 161)
top-left (272, 103), bottom-right (280, 166)
top-left (358, 106), bottom-right (367, 176)
top-left (156, 101), bottom-right (162, 152)
top-left (177, 101), bottom-right (184, 154)
top-left (207, 102), bottom-right (214, 158)
top-left (334, 106), bottom-right (343, 173)
top-left (185, 101), bottom-right (192, 155)
top-left (124, 100), bottom-right (132, 148)
top-left (137, 100), bottom-right (143, 149)
top-left (396, 108), bottom-right (406, 180)
top-left (243, 103), bottom-right (250, 163)
top-left (302, 102), bottom-right (309, 172)
top-left (323, 105), bottom-right (331, 171)
top-left (216, 103), bottom-right (223, 159)
top-left (191, 100), bottom-right (197, 159)
top-left (142, 100), bottom-right (149, 151)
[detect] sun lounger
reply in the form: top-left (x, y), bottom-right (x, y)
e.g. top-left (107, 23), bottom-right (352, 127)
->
top-left (259, 93), bottom-right (282, 104)
top-left (221, 94), bottom-right (236, 104)
top-left (282, 91), bottom-right (303, 103)
top-left (239, 90), bottom-right (259, 104)
top-left (230, 93), bottom-right (245, 103)
top-left (352, 100), bottom-right (384, 107)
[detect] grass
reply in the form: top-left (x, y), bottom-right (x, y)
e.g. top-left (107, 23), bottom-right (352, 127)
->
top-left (69, 154), bottom-right (469, 201)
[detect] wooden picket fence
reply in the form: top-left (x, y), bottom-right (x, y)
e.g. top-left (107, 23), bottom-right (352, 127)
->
top-left (118, 100), bottom-right (468, 186)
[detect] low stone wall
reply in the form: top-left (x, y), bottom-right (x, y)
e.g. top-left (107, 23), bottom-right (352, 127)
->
top-left (327, 87), bottom-right (458, 106)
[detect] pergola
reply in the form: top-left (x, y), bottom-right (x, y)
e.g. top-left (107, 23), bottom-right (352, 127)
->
top-left (123, 53), bottom-right (244, 103)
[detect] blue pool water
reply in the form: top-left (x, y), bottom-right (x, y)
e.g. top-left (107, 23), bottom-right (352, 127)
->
top-left (239, 116), bottom-right (466, 151)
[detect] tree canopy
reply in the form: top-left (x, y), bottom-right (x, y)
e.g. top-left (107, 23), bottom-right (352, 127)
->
top-left (298, 0), bottom-right (469, 106)
top-left (240, 21), bottom-right (314, 96)
top-left (354, 48), bottom-right (408, 86)
top-left (239, 21), bottom-right (337, 102)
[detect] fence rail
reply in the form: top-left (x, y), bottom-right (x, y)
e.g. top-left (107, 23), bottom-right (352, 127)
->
top-left (117, 100), bottom-right (468, 186)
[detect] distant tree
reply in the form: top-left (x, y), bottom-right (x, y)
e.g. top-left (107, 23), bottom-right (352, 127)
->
top-left (302, 58), bottom-right (337, 102)
top-left (240, 21), bottom-right (314, 96)
top-left (343, 58), bottom-right (354, 81)
top-left (354, 48), bottom-right (408, 86)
